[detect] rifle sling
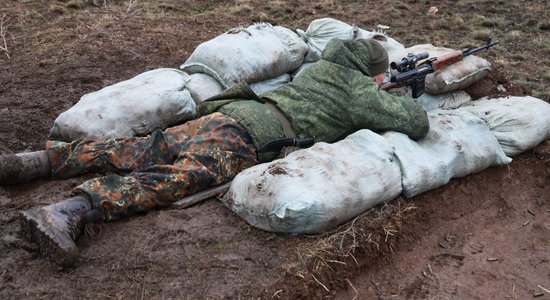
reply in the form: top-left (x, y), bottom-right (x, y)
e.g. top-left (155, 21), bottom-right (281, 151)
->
top-left (263, 102), bottom-right (296, 139)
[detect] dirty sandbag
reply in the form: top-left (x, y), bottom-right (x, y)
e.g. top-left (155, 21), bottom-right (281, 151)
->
top-left (296, 18), bottom-right (359, 63)
top-left (408, 89), bottom-right (471, 111)
top-left (457, 96), bottom-right (550, 156)
top-left (386, 44), bottom-right (492, 95)
top-left (222, 130), bottom-right (402, 234)
top-left (49, 68), bottom-right (196, 141)
top-left (383, 110), bottom-right (511, 198)
top-left (425, 56), bottom-right (492, 94)
top-left (249, 73), bottom-right (291, 96)
top-left (180, 23), bottom-right (308, 88)
top-left (185, 73), bottom-right (223, 103)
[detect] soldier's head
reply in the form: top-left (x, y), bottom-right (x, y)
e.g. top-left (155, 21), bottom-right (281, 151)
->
top-left (358, 39), bottom-right (389, 77)
top-left (323, 38), bottom-right (388, 80)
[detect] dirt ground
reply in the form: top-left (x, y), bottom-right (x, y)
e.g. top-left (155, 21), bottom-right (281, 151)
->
top-left (1, 0), bottom-right (549, 299)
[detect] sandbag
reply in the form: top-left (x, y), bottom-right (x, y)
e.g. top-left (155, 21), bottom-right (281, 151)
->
top-left (383, 110), bottom-right (511, 198)
top-left (296, 18), bottom-right (359, 62)
top-left (297, 18), bottom-right (406, 63)
top-left (222, 130), bottom-right (402, 234)
top-left (49, 68), bottom-right (197, 141)
top-left (457, 96), bottom-right (550, 156)
top-left (180, 23), bottom-right (308, 88)
top-left (425, 56), bottom-right (492, 94)
top-left (357, 29), bottom-right (405, 54)
top-left (387, 44), bottom-right (492, 95)
top-left (409, 90), bottom-right (471, 111)
top-left (249, 73), bottom-right (291, 96)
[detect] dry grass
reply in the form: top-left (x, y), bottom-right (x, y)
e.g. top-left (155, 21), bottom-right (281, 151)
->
top-left (292, 200), bottom-right (417, 291)
top-left (0, 14), bottom-right (10, 59)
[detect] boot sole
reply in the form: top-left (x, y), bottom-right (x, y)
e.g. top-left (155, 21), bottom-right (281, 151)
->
top-left (20, 209), bottom-right (79, 268)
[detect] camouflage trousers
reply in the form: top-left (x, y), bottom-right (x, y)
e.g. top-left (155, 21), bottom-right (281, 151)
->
top-left (45, 112), bottom-right (258, 221)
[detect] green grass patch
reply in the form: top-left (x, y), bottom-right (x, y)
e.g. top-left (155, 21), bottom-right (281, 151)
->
top-left (212, 239), bottom-right (224, 251)
top-left (531, 39), bottom-right (550, 56)
top-left (474, 15), bottom-right (508, 28)
top-left (228, 3), bottom-right (253, 15)
top-left (66, 0), bottom-right (87, 9)
top-left (533, 89), bottom-right (550, 102)
top-left (501, 30), bottom-right (522, 43)
top-left (471, 28), bottom-right (493, 41)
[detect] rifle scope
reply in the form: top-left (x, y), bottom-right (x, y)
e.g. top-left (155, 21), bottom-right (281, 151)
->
top-left (390, 52), bottom-right (429, 71)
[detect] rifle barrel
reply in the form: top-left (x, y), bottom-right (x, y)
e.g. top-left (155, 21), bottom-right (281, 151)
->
top-left (463, 40), bottom-right (499, 56)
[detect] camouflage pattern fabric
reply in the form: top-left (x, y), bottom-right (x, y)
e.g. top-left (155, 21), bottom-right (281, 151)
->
top-left (46, 113), bottom-right (257, 221)
top-left (263, 39), bottom-right (430, 142)
top-left (197, 82), bottom-right (285, 162)
top-left (198, 39), bottom-right (429, 163)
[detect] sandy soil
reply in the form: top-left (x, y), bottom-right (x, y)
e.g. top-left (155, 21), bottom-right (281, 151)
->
top-left (0, 1), bottom-right (549, 299)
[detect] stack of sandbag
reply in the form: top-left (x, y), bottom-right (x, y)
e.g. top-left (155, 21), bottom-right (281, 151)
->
top-left (221, 94), bottom-right (550, 233)
top-left (49, 68), bottom-right (223, 141)
top-left (49, 18), bottom-right (410, 142)
top-left (180, 22), bottom-right (308, 89)
top-left (50, 22), bottom-right (306, 142)
top-left (456, 96), bottom-right (550, 156)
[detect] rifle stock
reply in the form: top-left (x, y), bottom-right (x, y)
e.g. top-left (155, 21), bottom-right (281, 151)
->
top-left (431, 50), bottom-right (462, 70)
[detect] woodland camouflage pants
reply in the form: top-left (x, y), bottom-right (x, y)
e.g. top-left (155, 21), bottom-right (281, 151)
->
top-left (45, 113), bottom-right (258, 221)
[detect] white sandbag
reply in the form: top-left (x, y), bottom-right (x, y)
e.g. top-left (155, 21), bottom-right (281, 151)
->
top-left (387, 44), bottom-right (491, 95)
top-left (222, 130), bottom-right (402, 234)
top-left (409, 89), bottom-right (471, 111)
top-left (457, 96), bottom-right (550, 156)
top-left (357, 29), bottom-right (405, 54)
top-left (185, 73), bottom-right (223, 103)
top-left (180, 23), bottom-right (308, 88)
top-left (383, 110), bottom-right (511, 198)
top-left (296, 18), bottom-right (406, 63)
top-left (249, 73), bottom-right (291, 96)
top-left (296, 18), bottom-right (359, 63)
top-left (49, 68), bottom-right (196, 141)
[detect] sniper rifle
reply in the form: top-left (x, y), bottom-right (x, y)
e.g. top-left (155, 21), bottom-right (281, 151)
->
top-left (379, 39), bottom-right (499, 98)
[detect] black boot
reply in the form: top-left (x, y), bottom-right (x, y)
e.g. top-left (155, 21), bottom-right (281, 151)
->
top-left (20, 196), bottom-right (102, 267)
top-left (0, 150), bottom-right (51, 185)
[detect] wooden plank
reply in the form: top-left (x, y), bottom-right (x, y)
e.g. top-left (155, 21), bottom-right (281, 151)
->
top-left (170, 181), bottom-right (232, 209)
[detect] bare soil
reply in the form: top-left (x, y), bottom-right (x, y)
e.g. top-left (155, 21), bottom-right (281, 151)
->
top-left (1, 1), bottom-right (549, 299)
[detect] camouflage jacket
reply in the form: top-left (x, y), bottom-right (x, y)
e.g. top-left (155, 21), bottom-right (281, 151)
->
top-left (198, 39), bottom-right (429, 161)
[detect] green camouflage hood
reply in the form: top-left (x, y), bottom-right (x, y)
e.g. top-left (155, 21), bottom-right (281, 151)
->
top-left (321, 38), bottom-right (388, 77)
